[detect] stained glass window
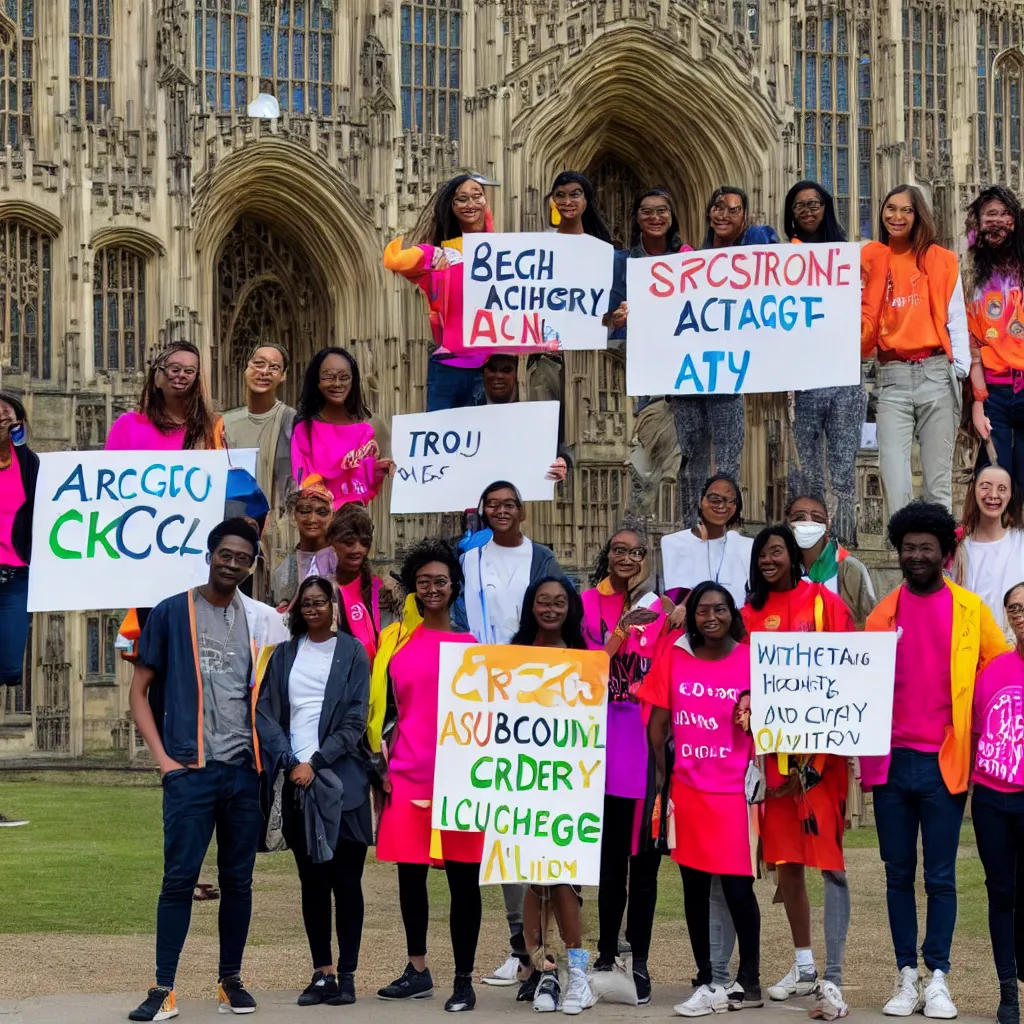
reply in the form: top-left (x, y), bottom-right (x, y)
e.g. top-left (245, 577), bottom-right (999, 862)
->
top-left (93, 247), bottom-right (146, 372)
top-left (69, 0), bottom-right (111, 121)
top-left (902, 5), bottom-right (947, 178)
top-left (0, 220), bottom-right (52, 381)
top-left (259, 0), bottom-right (333, 115)
top-left (400, 0), bottom-right (461, 140)
top-left (0, 1), bottom-right (34, 147)
top-left (195, 0), bottom-right (248, 111)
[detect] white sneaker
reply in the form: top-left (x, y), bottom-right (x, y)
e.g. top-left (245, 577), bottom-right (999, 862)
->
top-left (562, 967), bottom-right (596, 1015)
top-left (768, 963), bottom-right (818, 1001)
top-left (923, 970), bottom-right (957, 1019)
top-left (811, 981), bottom-right (849, 1020)
top-left (484, 955), bottom-right (522, 987)
top-left (534, 972), bottom-right (560, 1012)
top-left (676, 984), bottom-right (729, 1017)
top-left (883, 967), bottom-right (923, 1017)
top-left (723, 982), bottom-right (743, 998)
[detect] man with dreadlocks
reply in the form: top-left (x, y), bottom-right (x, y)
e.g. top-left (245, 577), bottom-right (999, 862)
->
top-left (966, 185), bottom-right (1024, 489)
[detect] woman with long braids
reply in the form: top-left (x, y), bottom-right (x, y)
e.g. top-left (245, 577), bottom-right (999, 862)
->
top-left (741, 525), bottom-right (855, 1021)
top-left (384, 173), bottom-right (494, 411)
top-left (106, 341), bottom-right (225, 451)
top-left (581, 524), bottom-right (671, 1004)
top-left (783, 182), bottom-right (868, 546)
top-left (290, 348), bottom-right (392, 509)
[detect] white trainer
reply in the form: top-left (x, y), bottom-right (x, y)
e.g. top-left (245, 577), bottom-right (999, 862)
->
top-left (811, 981), bottom-right (849, 1020)
top-left (768, 963), bottom-right (818, 1001)
top-left (883, 967), bottom-right (923, 1017)
top-left (923, 970), bottom-right (957, 1019)
top-left (533, 972), bottom-right (560, 1012)
top-left (675, 984), bottom-right (729, 1017)
top-left (562, 967), bottom-right (596, 1015)
top-left (484, 955), bottom-right (523, 986)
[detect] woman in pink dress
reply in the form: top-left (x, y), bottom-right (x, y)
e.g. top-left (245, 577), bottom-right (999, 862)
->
top-left (373, 539), bottom-right (481, 1012)
top-left (290, 348), bottom-right (393, 509)
top-left (640, 581), bottom-right (762, 1017)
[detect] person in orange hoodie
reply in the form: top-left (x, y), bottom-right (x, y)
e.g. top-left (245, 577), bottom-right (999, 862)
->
top-left (863, 501), bottom-right (1009, 1019)
top-left (861, 186), bottom-right (970, 515)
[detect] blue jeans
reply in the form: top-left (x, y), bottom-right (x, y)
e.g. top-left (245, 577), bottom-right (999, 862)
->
top-left (979, 383), bottom-right (1024, 493)
top-left (0, 567), bottom-right (29, 685)
top-left (156, 761), bottom-right (262, 987)
top-left (426, 356), bottom-right (483, 412)
top-left (873, 747), bottom-right (967, 973)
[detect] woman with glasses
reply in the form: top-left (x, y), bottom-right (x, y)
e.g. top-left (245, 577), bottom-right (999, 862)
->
top-left (291, 348), bottom-right (393, 509)
top-left (372, 539), bottom-right (482, 1012)
top-left (970, 582), bottom-right (1024, 1024)
top-left (582, 524), bottom-right (671, 1004)
top-left (384, 174), bottom-right (493, 411)
top-left (106, 341), bottom-right (225, 451)
top-left (783, 182), bottom-right (867, 546)
top-left (256, 575), bottom-right (372, 1007)
top-left (270, 475), bottom-right (338, 611)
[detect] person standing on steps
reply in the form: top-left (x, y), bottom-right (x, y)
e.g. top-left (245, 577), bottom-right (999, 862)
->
top-left (256, 575), bottom-right (372, 1009)
top-left (270, 475), bottom-right (337, 611)
top-left (864, 501), bottom-right (1010, 1019)
top-left (127, 519), bottom-right (270, 1022)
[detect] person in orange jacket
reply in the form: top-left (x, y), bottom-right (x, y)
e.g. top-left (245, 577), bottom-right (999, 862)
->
top-left (863, 501), bottom-right (1010, 1019)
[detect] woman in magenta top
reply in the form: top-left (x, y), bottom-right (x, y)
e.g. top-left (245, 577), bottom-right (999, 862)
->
top-left (105, 341), bottom-right (225, 451)
top-left (972, 582), bottom-right (1024, 1024)
top-left (580, 525), bottom-right (670, 1002)
top-left (290, 348), bottom-right (393, 509)
top-left (641, 581), bottom-right (762, 1015)
top-left (373, 539), bottom-right (481, 1012)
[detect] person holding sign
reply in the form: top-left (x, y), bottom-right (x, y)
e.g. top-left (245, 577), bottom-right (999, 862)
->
top-left (255, 576), bottom-right (372, 1008)
top-left (508, 577), bottom-right (597, 1015)
top-left (384, 173), bottom-right (493, 411)
top-left (372, 540), bottom-right (482, 1013)
top-left (860, 186), bottom-right (969, 515)
top-left (581, 525), bottom-right (670, 1004)
top-left (864, 501), bottom-right (1009, 1019)
top-left (741, 525), bottom-right (855, 1019)
top-left (641, 582), bottom-right (762, 1015)
top-left (270, 475), bottom-right (337, 610)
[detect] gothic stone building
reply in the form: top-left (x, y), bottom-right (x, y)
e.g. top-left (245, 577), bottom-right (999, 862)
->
top-left (0, 0), bottom-right (1005, 755)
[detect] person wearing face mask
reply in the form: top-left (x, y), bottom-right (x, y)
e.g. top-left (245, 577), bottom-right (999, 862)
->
top-left (950, 466), bottom-right (1024, 636)
top-left (786, 494), bottom-right (877, 628)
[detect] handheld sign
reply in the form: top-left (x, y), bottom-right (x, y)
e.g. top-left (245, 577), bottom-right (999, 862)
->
top-left (28, 450), bottom-right (232, 612)
top-left (463, 232), bottom-right (614, 353)
top-left (749, 631), bottom-right (897, 756)
top-left (625, 242), bottom-right (861, 396)
top-left (390, 402), bottom-right (559, 514)
top-left (432, 643), bottom-right (609, 886)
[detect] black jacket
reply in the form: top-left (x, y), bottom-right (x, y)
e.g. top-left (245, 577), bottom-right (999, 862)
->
top-left (256, 632), bottom-right (371, 814)
top-left (9, 443), bottom-right (38, 565)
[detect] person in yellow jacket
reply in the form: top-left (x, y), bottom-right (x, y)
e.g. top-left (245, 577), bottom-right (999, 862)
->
top-left (862, 501), bottom-right (1010, 1020)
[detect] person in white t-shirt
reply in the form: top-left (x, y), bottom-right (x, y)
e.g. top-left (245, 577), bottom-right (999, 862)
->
top-left (951, 464), bottom-right (1024, 636)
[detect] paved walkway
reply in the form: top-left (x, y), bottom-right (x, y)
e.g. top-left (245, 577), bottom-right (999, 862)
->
top-left (0, 987), bottom-right (994, 1024)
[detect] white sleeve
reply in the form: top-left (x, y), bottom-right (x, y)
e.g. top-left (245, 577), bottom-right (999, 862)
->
top-left (946, 274), bottom-right (970, 379)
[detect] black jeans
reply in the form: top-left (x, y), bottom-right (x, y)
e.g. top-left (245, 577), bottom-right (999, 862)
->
top-left (156, 762), bottom-right (262, 988)
top-left (680, 865), bottom-right (760, 991)
top-left (972, 783), bottom-right (1024, 984)
top-left (598, 794), bottom-right (661, 963)
top-left (397, 861), bottom-right (482, 975)
top-left (282, 783), bottom-right (368, 973)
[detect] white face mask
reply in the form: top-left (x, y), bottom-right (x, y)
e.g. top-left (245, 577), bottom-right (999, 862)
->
top-left (791, 521), bottom-right (828, 550)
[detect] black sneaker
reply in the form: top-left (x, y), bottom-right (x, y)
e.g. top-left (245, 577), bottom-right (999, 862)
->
top-left (298, 970), bottom-right (339, 1006)
top-left (378, 963), bottom-right (434, 1000)
top-left (728, 984), bottom-right (764, 1011)
top-left (128, 987), bottom-right (177, 1021)
top-left (633, 967), bottom-right (652, 1005)
top-left (444, 973), bottom-right (476, 1012)
top-left (517, 971), bottom-right (540, 1002)
top-left (592, 955), bottom-right (615, 972)
top-left (217, 975), bottom-right (257, 1015)
top-left (998, 981), bottom-right (1020, 1024)
top-left (331, 972), bottom-right (357, 1006)
top-left (0, 813), bottom-right (28, 827)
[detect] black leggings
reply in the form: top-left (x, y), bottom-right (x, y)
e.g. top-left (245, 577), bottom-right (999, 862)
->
top-left (598, 794), bottom-right (661, 963)
top-left (397, 861), bottom-right (482, 975)
top-left (680, 865), bottom-right (760, 990)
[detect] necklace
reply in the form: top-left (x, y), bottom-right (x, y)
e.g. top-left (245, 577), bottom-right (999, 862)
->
top-left (0, 444), bottom-right (12, 470)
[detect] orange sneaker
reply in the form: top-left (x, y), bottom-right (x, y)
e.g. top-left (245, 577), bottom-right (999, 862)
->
top-left (128, 987), bottom-right (178, 1021)
top-left (218, 975), bottom-right (257, 1015)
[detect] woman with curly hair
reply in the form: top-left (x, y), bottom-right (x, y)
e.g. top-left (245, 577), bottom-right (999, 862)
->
top-left (370, 539), bottom-right (482, 1012)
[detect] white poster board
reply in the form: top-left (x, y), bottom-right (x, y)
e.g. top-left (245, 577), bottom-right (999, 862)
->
top-left (432, 643), bottom-right (610, 885)
top-left (462, 232), bottom-right (614, 353)
top-left (28, 450), bottom-right (233, 612)
top-left (625, 242), bottom-right (862, 396)
top-left (390, 402), bottom-right (559, 514)
top-left (749, 631), bottom-right (897, 756)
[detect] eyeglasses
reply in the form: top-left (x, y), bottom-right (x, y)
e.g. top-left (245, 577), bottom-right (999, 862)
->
top-left (215, 550), bottom-right (254, 568)
top-left (554, 189), bottom-right (585, 201)
top-left (484, 500), bottom-right (520, 513)
top-left (792, 200), bottom-right (824, 213)
top-left (704, 494), bottom-right (738, 508)
top-left (638, 206), bottom-right (671, 218)
top-left (161, 362), bottom-right (198, 378)
top-left (320, 372), bottom-right (353, 385)
top-left (536, 598), bottom-right (569, 610)
top-left (301, 598), bottom-right (330, 610)
top-left (295, 504), bottom-right (331, 518)
top-left (711, 203), bottom-right (744, 217)
top-left (610, 545), bottom-right (647, 561)
top-left (249, 357), bottom-right (284, 374)
top-left (415, 575), bottom-right (451, 590)
top-left (453, 192), bottom-right (486, 206)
